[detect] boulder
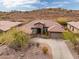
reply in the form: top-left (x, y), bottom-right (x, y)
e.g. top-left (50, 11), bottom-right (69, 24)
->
top-left (0, 55), bottom-right (17, 59)
top-left (0, 45), bottom-right (16, 56)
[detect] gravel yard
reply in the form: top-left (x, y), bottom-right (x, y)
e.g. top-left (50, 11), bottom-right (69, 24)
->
top-left (23, 45), bottom-right (52, 59)
top-left (0, 42), bottom-right (52, 59)
top-left (65, 40), bottom-right (79, 59)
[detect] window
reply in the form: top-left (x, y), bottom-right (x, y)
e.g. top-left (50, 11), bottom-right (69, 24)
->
top-left (70, 26), bottom-right (72, 29)
top-left (72, 27), bottom-right (74, 31)
top-left (32, 29), bottom-right (37, 34)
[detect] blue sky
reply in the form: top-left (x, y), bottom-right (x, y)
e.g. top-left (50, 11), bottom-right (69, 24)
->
top-left (0, 0), bottom-right (79, 11)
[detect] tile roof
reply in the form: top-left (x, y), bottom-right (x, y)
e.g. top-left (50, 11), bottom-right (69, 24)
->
top-left (0, 21), bottom-right (22, 31)
top-left (67, 22), bottom-right (79, 29)
top-left (22, 19), bottom-right (64, 34)
top-left (48, 25), bottom-right (64, 32)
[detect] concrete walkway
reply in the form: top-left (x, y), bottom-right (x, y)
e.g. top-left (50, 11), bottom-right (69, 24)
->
top-left (32, 38), bottom-right (74, 59)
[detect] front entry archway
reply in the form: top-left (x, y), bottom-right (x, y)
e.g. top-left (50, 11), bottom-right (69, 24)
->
top-left (37, 28), bottom-right (41, 34)
top-left (31, 22), bottom-right (48, 37)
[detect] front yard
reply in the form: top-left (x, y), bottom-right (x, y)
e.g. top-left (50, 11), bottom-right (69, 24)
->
top-left (0, 43), bottom-right (52, 59)
top-left (0, 28), bottom-right (52, 59)
top-left (0, 27), bottom-right (79, 59)
top-left (63, 31), bottom-right (79, 57)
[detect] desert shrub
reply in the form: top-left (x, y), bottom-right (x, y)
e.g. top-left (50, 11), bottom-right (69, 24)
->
top-left (36, 43), bottom-right (40, 47)
top-left (10, 32), bottom-right (30, 50)
top-left (57, 17), bottom-right (68, 26)
top-left (63, 32), bottom-right (77, 45)
top-left (63, 32), bottom-right (79, 54)
top-left (0, 28), bottom-right (30, 50)
top-left (42, 47), bottom-right (48, 54)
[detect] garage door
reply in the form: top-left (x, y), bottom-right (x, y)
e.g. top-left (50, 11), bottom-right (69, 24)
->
top-left (50, 32), bottom-right (63, 39)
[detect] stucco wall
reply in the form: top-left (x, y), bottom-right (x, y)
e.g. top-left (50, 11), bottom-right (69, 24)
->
top-left (67, 24), bottom-right (79, 33)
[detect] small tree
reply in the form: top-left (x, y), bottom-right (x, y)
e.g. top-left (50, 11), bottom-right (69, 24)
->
top-left (63, 32), bottom-right (77, 45)
top-left (0, 28), bottom-right (30, 50)
top-left (57, 17), bottom-right (68, 26)
top-left (10, 31), bottom-right (30, 49)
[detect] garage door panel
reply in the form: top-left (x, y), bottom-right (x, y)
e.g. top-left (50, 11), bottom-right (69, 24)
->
top-left (50, 32), bottom-right (63, 39)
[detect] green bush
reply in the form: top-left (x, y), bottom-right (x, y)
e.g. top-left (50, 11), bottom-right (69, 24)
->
top-left (57, 17), bottom-right (68, 26)
top-left (42, 47), bottom-right (48, 54)
top-left (0, 28), bottom-right (30, 50)
top-left (63, 32), bottom-right (77, 45)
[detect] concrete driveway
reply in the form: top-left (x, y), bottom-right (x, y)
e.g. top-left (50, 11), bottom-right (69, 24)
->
top-left (32, 38), bottom-right (74, 59)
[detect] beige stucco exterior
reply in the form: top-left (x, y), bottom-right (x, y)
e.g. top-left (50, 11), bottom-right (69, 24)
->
top-left (67, 24), bottom-right (79, 33)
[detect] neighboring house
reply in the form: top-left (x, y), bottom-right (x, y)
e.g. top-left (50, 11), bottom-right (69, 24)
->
top-left (22, 20), bottom-right (64, 39)
top-left (67, 22), bottom-right (79, 33)
top-left (0, 21), bottom-right (23, 32)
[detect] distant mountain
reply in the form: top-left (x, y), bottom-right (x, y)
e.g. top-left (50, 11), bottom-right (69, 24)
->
top-left (0, 8), bottom-right (79, 22)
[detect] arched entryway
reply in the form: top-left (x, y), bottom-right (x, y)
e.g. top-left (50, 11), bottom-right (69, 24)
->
top-left (31, 22), bottom-right (48, 37)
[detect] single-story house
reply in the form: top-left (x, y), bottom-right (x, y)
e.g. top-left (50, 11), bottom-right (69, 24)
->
top-left (67, 21), bottom-right (79, 33)
top-left (22, 19), bottom-right (64, 39)
top-left (0, 21), bottom-right (23, 32)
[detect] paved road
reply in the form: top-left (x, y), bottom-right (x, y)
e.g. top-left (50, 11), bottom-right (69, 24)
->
top-left (32, 38), bottom-right (74, 59)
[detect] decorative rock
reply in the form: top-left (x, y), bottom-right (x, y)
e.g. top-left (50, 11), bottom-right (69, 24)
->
top-left (20, 53), bottom-right (24, 57)
top-left (18, 56), bottom-right (22, 59)
top-left (0, 45), bottom-right (16, 55)
top-left (0, 51), bottom-right (3, 56)
top-left (0, 55), bottom-right (17, 59)
top-left (0, 45), bottom-right (8, 55)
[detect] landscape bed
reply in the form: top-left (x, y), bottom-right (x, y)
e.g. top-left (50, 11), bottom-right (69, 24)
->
top-left (0, 42), bottom-right (52, 59)
top-left (0, 28), bottom-right (52, 59)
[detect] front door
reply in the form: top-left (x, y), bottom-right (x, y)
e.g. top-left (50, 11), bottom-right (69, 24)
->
top-left (37, 28), bottom-right (41, 34)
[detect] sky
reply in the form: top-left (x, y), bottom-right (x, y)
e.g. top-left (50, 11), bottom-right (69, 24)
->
top-left (0, 0), bottom-right (79, 11)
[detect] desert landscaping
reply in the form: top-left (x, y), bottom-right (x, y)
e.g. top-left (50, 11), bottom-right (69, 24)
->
top-left (0, 2), bottom-right (78, 59)
top-left (0, 18), bottom-right (78, 59)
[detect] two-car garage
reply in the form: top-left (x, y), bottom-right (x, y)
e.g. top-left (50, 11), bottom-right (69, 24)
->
top-left (48, 25), bottom-right (64, 39)
top-left (49, 32), bottom-right (63, 39)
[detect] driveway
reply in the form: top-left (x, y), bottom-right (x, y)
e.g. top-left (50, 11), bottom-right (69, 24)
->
top-left (32, 38), bottom-right (74, 59)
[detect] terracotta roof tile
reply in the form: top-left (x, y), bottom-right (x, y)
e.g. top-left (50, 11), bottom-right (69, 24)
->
top-left (48, 25), bottom-right (64, 32)
top-left (0, 21), bottom-right (22, 31)
top-left (22, 19), bottom-right (64, 34)
top-left (67, 22), bottom-right (79, 29)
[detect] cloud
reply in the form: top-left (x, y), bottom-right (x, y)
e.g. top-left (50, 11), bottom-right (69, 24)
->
top-left (52, 1), bottom-right (70, 5)
top-left (20, 4), bottom-right (37, 9)
top-left (75, 0), bottom-right (79, 2)
top-left (46, 4), bottom-right (63, 8)
top-left (2, 0), bottom-right (39, 8)
top-left (51, 1), bottom-right (79, 5)
top-left (73, 0), bottom-right (79, 4)
top-left (39, 1), bottom-right (48, 5)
